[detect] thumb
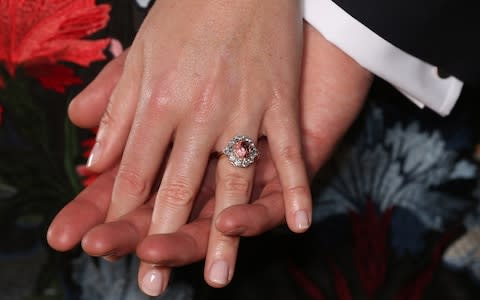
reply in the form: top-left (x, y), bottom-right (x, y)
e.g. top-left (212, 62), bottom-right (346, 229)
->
top-left (68, 50), bottom-right (128, 128)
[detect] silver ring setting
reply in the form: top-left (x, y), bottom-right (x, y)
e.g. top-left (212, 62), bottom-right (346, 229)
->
top-left (223, 135), bottom-right (259, 168)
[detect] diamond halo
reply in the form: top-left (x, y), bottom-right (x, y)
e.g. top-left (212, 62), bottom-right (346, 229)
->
top-left (223, 135), bottom-right (259, 168)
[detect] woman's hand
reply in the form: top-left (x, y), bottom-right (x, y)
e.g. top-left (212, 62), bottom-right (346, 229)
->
top-left (53, 22), bottom-right (373, 296)
top-left (73, 0), bottom-right (311, 293)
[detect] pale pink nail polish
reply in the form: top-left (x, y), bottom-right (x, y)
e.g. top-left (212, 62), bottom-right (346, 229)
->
top-left (87, 142), bottom-right (101, 168)
top-left (141, 269), bottom-right (164, 296)
top-left (295, 210), bottom-right (310, 231)
top-left (209, 260), bottom-right (229, 285)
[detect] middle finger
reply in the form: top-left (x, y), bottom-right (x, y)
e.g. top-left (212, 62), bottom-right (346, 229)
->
top-left (138, 121), bottom-right (216, 296)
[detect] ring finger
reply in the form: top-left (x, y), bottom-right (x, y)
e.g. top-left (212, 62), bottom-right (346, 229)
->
top-left (204, 131), bottom-right (260, 287)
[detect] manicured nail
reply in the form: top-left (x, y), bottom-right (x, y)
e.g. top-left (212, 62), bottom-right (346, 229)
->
top-left (102, 255), bottom-right (119, 262)
top-left (87, 142), bottom-right (101, 168)
top-left (209, 260), bottom-right (229, 285)
top-left (224, 226), bottom-right (247, 236)
top-left (295, 210), bottom-right (310, 231)
top-left (141, 269), bottom-right (164, 296)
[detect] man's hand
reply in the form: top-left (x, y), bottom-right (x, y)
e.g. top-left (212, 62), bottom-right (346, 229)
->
top-left (48, 23), bottom-right (372, 295)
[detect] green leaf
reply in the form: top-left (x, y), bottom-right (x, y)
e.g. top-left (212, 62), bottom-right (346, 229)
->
top-left (64, 114), bottom-right (82, 195)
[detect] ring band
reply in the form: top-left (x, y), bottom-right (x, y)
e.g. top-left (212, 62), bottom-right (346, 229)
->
top-left (222, 135), bottom-right (259, 168)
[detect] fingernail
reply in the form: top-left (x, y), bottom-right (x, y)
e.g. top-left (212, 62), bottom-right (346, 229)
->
top-left (141, 269), bottom-right (164, 296)
top-left (209, 260), bottom-right (229, 285)
top-left (87, 142), bottom-right (101, 168)
top-left (102, 255), bottom-right (119, 262)
top-left (295, 210), bottom-right (310, 231)
top-left (224, 226), bottom-right (247, 236)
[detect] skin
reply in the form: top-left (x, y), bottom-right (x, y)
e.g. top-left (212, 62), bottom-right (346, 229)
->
top-left (49, 23), bottom-right (372, 296)
top-left (81, 1), bottom-right (312, 292)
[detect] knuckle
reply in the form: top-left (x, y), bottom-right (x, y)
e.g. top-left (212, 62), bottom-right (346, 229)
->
top-left (278, 145), bottom-right (303, 165)
top-left (222, 175), bottom-right (251, 198)
top-left (142, 70), bottom-right (176, 114)
top-left (116, 168), bottom-right (149, 199)
top-left (160, 181), bottom-right (195, 208)
top-left (190, 105), bottom-right (214, 125)
top-left (190, 88), bottom-right (217, 125)
top-left (214, 234), bottom-right (237, 245)
top-left (268, 85), bottom-right (295, 111)
top-left (284, 185), bottom-right (311, 199)
top-left (145, 90), bottom-right (173, 115)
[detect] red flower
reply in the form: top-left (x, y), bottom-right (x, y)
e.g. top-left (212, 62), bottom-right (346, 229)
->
top-left (288, 203), bottom-right (455, 300)
top-left (329, 260), bottom-right (353, 300)
top-left (289, 261), bottom-right (328, 300)
top-left (76, 164), bottom-right (98, 187)
top-left (395, 232), bottom-right (455, 300)
top-left (0, 0), bottom-right (111, 92)
top-left (350, 200), bottom-right (393, 299)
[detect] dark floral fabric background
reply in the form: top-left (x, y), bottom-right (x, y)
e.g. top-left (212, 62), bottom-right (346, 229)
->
top-left (1, 1), bottom-right (480, 299)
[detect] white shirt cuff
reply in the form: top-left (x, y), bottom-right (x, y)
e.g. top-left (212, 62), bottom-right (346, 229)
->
top-left (302, 0), bottom-right (463, 116)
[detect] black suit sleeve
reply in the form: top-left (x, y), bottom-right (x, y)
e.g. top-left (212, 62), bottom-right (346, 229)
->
top-left (332, 0), bottom-right (480, 85)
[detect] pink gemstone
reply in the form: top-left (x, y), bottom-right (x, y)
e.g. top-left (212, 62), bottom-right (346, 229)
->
top-left (233, 141), bottom-right (249, 158)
